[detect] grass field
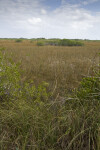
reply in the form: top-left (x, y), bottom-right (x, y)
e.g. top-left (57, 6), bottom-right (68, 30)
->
top-left (0, 39), bottom-right (99, 95)
top-left (0, 39), bottom-right (100, 150)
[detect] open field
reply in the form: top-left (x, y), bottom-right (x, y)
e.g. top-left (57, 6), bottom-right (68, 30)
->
top-left (0, 39), bottom-right (99, 95)
top-left (0, 40), bottom-right (100, 150)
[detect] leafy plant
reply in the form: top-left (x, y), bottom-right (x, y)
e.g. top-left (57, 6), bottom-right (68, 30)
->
top-left (0, 48), bottom-right (20, 101)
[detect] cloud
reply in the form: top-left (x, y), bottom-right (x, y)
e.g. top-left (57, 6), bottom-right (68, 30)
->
top-left (52, 4), bottom-right (99, 28)
top-left (82, 0), bottom-right (99, 5)
top-left (61, 0), bottom-right (99, 6)
top-left (0, 0), bottom-right (100, 39)
top-left (28, 18), bottom-right (42, 25)
top-left (41, 9), bottom-right (47, 14)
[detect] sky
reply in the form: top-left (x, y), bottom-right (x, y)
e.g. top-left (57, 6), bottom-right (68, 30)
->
top-left (0, 0), bottom-right (100, 39)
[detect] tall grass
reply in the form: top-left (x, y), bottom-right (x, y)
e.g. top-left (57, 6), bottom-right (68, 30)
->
top-left (0, 40), bottom-right (99, 95)
top-left (0, 47), bottom-right (100, 149)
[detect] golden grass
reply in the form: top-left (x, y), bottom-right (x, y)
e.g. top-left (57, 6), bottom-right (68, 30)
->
top-left (0, 39), bottom-right (99, 94)
top-left (0, 40), bottom-right (100, 150)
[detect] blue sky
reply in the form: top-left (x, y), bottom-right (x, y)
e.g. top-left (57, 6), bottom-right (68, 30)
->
top-left (0, 0), bottom-right (100, 39)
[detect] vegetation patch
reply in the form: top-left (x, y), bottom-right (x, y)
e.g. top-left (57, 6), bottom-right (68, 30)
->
top-left (36, 39), bottom-right (84, 46)
top-left (0, 48), bottom-right (100, 150)
top-left (15, 39), bottom-right (23, 43)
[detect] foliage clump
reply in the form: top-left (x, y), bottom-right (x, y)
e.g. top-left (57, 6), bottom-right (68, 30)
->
top-left (59, 39), bottom-right (84, 46)
top-left (15, 39), bottom-right (23, 43)
top-left (36, 39), bottom-right (84, 46)
top-left (37, 41), bottom-right (45, 46)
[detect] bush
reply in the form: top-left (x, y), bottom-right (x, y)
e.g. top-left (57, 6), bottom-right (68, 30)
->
top-left (15, 39), bottom-right (23, 43)
top-left (36, 39), bottom-right (84, 46)
top-left (77, 55), bottom-right (100, 100)
top-left (58, 39), bottom-right (84, 46)
top-left (0, 48), bottom-right (20, 101)
top-left (0, 48), bottom-right (49, 102)
top-left (37, 41), bottom-right (44, 46)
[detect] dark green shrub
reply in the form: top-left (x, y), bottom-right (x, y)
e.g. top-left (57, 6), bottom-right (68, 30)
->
top-left (0, 48), bottom-right (20, 101)
top-left (36, 39), bottom-right (84, 46)
top-left (77, 76), bottom-right (100, 100)
top-left (77, 59), bottom-right (100, 100)
top-left (37, 41), bottom-right (44, 46)
top-left (15, 39), bottom-right (23, 43)
top-left (58, 39), bottom-right (84, 46)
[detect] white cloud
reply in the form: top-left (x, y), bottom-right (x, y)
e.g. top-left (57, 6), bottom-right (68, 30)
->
top-left (28, 17), bottom-right (42, 25)
top-left (0, 0), bottom-right (100, 39)
top-left (41, 9), bottom-right (47, 14)
top-left (61, 0), bottom-right (99, 6)
top-left (82, 0), bottom-right (99, 5)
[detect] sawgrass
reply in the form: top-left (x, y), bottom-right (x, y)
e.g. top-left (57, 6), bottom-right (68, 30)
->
top-left (0, 40), bottom-right (100, 149)
top-left (0, 39), bottom-right (99, 95)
